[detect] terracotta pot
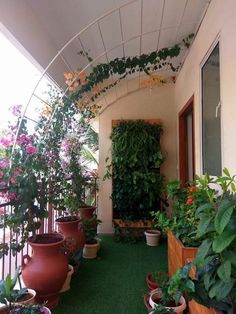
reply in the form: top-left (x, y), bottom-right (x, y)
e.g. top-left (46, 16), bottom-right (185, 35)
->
top-left (79, 206), bottom-right (95, 219)
top-left (146, 273), bottom-right (158, 290)
top-left (56, 216), bottom-right (85, 254)
top-left (83, 240), bottom-right (99, 259)
top-left (21, 233), bottom-right (68, 310)
top-left (144, 230), bottom-right (161, 246)
top-left (60, 264), bottom-right (74, 293)
top-left (188, 299), bottom-right (223, 314)
top-left (146, 288), bottom-right (187, 314)
top-left (0, 306), bottom-right (9, 314)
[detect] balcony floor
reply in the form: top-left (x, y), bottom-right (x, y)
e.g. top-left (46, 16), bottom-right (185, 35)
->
top-left (53, 236), bottom-right (167, 314)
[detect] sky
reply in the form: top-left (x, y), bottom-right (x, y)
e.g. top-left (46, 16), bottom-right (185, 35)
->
top-left (0, 31), bottom-right (50, 132)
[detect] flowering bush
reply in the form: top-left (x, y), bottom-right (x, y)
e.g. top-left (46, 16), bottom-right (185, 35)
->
top-left (0, 105), bottom-right (48, 256)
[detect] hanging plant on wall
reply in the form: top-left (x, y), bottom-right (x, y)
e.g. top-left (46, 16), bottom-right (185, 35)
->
top-left (105, 120), bottom-right (166, 221)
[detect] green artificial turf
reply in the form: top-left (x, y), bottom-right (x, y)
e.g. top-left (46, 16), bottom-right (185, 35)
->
top-left (53, 236), bottom-right (167, 314)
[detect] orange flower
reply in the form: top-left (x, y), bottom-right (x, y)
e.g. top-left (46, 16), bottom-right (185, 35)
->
top-left (42, 106), bottom-right (53, 117)
top-left (188, 186), bottom-right (197, 193)
top-left (186, 197), bottom-right (194, 206)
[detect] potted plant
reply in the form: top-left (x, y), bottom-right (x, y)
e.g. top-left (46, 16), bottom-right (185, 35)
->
top-left (188, 169), bottom-right (236, 314)
top-left (82, 215), bottom-right (102, 259)
top-left (144, 264), bottom-right (194, 313)
top-left (146, 271), bottom-right (168, 290)
top-left (55, 126), bottom-right (98, 256)
top-left (5, 304), bottom-right (51, 314)
top-left (0, 105), bottom-right (48, 258)
top-left (0, 267), bottom-right (36, 313)
top-left (144, 229), bottom-right (161, 246)
top-left (162, 179), bottom-right (210, 275)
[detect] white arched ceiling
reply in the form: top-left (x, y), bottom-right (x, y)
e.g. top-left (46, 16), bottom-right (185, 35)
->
top-left (0, 0), bottom-right (211, 139)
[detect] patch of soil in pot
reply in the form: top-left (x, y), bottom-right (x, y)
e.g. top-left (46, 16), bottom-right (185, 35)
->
top-left (153, 297), bottom-right (178, 307)
top-left (86, 239), bottom-right (98, 245)
top-left (29, 233), bottom-right (64, 244)
top-left (16, 292), bottom-right (34, 302)
top-left (56, 216), bottom-right (79, 222)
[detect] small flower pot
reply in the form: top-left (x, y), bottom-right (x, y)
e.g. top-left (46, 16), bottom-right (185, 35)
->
top-left (146, 273), bottom-right (158, 290)
top-left (83, 240), bottom-right (99, 259)
top-left (144, 230), bottom-right (161, 246)
top-left (11, 288), bottom-right (36, 307)
top-left (145, 288), bottom-right (186, 314)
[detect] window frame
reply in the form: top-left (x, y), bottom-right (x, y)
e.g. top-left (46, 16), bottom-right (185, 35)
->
top-left (200, 36), bottom-right (223, 176)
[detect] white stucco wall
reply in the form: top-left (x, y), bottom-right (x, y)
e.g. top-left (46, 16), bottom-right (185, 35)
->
top-left (98, 84), bottom-right (176, 234)
top-left (175, 0), bottom-right (236, 175)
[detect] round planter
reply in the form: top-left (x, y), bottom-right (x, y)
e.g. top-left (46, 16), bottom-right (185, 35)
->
top-left (146, 273), bottom-right (158, 290)
top-left (144, 230), bottom-right (161, 246)
top-left (83, 240), bottom-right (99, 259)
top-left (12, 288), bottom-right (36, 306)
top-left (0, 305), bottom-right (51, 314)
top-left (56, 216), bottom-right (85, 254)
top-left (148, 288), bottom-right (186, 314)
top-left (21, 233), bottom-right (68, 309)
top-left (60, 264), bottom-right (74, 293)
top-left (79, 206), bottom-right (96, 219)
top-left (39, 306), bottom-right (51, 314)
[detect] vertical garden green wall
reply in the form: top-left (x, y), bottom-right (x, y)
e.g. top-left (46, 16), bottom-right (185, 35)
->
top-left (108, 119), bottom-right (165, 220)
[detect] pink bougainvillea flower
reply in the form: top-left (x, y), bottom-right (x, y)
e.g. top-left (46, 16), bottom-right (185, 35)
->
top-left (14, 169), bottom-right (23, 176)
top-left (8, 192), bottom-right (16, 200)
top-left (26, 145), bottom-right (37, 155)
top-left (0, 181), bottom-right (6, 187)
top-left (0, 171), bottom-right (4, 179)
top-left (17, 133), bottom-right (30, 145)
top-left (0, 160), bottom-right (9, 169)
top-left (10, 177), bottom-right (16, 184)
top-left (0, 137), bottom-right (12, 148)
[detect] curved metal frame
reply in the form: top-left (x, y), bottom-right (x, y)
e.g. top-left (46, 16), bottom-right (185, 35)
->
top-left (10, 0), bottom-right (211, 160)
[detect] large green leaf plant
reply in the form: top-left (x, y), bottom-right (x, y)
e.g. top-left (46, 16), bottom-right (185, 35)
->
top-left (193, 168), bottom-right (236, 314)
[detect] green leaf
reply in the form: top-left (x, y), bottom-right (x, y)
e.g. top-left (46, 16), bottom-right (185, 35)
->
top-left (197, 216), bottom-right (213, 238)
top-left (212, 231), bottom-right (236, 253)
top-left (214, 200), bottom-right (234, 234)
top-left (5, 274), bottom-right (11, 299)
top-left (217, 261), bottom-right (231, 283)
top-left (223, 167), bottom-right (230, 177)
top-left (195, 239), bottom-right (212, 266)
top-left (208, 280), bottom-right (234, 300)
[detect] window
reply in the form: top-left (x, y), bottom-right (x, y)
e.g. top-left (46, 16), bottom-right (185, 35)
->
top-left (201, 43), bottom-right (221, 176)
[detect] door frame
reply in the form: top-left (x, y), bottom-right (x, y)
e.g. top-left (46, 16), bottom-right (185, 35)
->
top-left (178, 95), bottom-right (195, 183)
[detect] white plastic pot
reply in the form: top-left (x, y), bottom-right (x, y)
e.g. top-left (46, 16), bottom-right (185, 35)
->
top-left (149, 288), bottom-right (186, 314)
top-left (144, 230), bottom-right (161, 246)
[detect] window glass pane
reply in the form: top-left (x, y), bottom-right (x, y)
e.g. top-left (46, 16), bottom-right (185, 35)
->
top-left (202, 43), bottom-right (221, 176)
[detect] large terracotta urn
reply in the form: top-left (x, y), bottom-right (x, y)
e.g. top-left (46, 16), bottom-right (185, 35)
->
top-left (56, 216), bottom-right (85, 254)
top-left (21, 233), bottom-right (68, 309)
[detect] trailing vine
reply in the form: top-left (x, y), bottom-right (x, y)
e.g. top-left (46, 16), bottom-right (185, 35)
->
top-left (64, 33), bottom-right (194, 116)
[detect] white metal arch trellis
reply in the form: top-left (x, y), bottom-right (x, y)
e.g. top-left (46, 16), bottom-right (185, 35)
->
top-left (10, 0), bottom-right (210, 160)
